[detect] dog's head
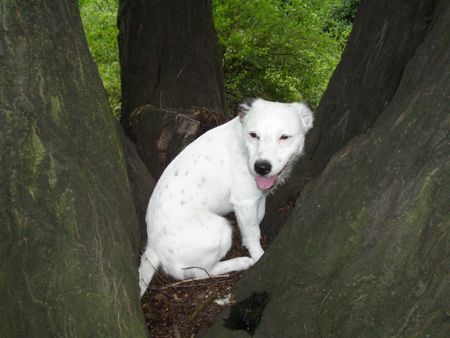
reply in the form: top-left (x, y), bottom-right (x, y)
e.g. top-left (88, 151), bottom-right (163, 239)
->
top-left (238, 98), bottom-right (314, 191)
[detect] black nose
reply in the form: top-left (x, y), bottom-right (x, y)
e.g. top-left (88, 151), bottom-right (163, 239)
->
top-left (254, 160), bottom-right (272, 176)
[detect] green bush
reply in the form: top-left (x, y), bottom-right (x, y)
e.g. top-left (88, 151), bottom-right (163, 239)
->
top-left (79, 0), bottom-right (121, 117)
top-left (213, 0), bottom-right (353, 112)
top-left (79, 0), bottom-right (358, 118)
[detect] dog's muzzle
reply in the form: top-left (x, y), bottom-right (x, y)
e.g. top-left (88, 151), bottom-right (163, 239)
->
top-left (254, 160), bottom-right (278, 190)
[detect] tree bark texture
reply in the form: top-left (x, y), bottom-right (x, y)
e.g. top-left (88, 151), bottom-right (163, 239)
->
top-left (116, 122), bottom-right (155, 250)
top-left (262, 0), bottom-right (436, 241)
top-left (118, 0), bottom-right (226, 132)
top-left (204, 0), bottom-right (449, 336)
top-left (0, 2), bottom-right (148, 336)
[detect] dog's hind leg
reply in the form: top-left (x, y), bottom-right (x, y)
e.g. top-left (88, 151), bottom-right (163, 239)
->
top-left (170, 213), bottom-right (254, 278)
top-left (138, 247), bottom-right (160, 297)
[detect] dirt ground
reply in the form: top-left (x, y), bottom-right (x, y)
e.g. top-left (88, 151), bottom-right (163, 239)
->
top-left (140, 217), bottom-right (269, 338)
top-left (141, 269), bottom-right (243, 337)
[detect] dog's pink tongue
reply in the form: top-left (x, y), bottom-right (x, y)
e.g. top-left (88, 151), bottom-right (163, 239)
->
top-left (256, 175), bottom-right (278, 190)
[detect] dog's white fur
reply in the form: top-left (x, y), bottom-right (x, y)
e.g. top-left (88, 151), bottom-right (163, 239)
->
top-left (139, 98), bottom-right (313, 296)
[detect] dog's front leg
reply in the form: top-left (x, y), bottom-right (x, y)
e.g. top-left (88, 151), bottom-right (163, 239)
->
top-left (232, 197), bottom-right (265, 261)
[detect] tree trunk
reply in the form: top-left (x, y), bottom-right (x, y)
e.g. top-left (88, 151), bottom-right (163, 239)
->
top-left (116, 122), bottom-right (155, 250)
top-left (204, 0), bottom-right (450, 336)
top-left (262, 0), bottom-right (436, 241)
top-left (0, 2), bottom-right (147, 336)
top-left (118, 0), bottom-right (226, 132)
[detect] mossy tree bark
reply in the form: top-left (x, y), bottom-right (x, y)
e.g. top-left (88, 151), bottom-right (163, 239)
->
top-left (205, 0), bottom-right (450, 336)
top-left (0, 2), bottom-right (147, 336)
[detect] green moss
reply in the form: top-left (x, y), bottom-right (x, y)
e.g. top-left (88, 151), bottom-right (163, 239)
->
top-left (29, 124), bottom-right (46, 175)
top-left (50, 95), bottom-right (62, 122)
top-left (54, 188), bottom-right (77, 235)
top-left (47, 155), bottom-right (58, 189)
top-left (404, 166), bottom-right (440, 235)
top-left (343, 207), bottom-right (368, 258)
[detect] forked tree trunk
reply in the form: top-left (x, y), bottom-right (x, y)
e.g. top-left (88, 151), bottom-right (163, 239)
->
top-left (205, 0), bottom-right (450, 336)
top-left (0, 2), bottom-right (147, 336)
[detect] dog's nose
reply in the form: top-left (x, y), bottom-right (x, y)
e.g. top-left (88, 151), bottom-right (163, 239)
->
top-left (254, 160), bottom-right (272, 176)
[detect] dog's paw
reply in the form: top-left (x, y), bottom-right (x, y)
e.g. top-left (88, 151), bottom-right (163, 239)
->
top-left (249, 248), bottom-right (264, 261)
top-left (235, 256), bottom-right (257, 270)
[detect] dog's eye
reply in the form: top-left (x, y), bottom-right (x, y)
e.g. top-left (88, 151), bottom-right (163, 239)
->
top-left (249, 132), bottom-right (259, 139)
top-left (280, 135), bottom-right (291, 140)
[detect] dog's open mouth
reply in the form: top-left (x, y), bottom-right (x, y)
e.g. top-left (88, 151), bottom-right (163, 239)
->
top-left (255, 161), bottom-right (291, 191)
top-left (255, 175), bottom-right (278, 190)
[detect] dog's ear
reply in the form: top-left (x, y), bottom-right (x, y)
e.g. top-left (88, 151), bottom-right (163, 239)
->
top-left (237, 98), bottom-right (256, 120)
top-left (292, 102), bottom-right (314, 133)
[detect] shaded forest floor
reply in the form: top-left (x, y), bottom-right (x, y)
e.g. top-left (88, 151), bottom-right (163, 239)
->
top-left (140, 216), bottom-right (270, 337)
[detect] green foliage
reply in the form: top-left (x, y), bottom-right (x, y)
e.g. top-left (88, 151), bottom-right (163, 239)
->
top-left (213, 0), bottom-right (353, 111)
top-left (78, 0), bottom-right (120, 117)
top-left (324, 0), bottom-right (362, 43)
top-left (79, 0), bottom-right (359, 117)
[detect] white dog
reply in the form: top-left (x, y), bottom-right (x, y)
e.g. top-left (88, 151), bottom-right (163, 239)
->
top-left (138, 98), bottom-right (313, 296)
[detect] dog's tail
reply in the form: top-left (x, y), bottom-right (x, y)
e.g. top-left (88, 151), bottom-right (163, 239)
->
top-left (138, 247), bottom-right (160, 297)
